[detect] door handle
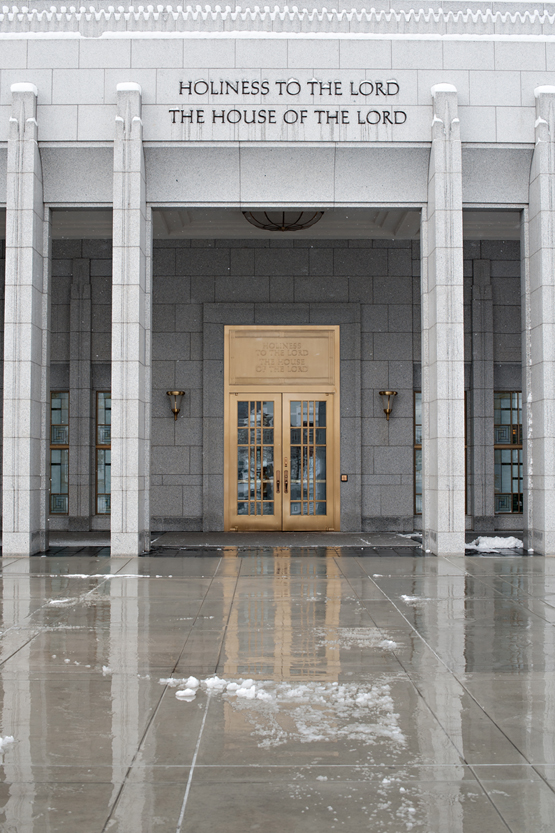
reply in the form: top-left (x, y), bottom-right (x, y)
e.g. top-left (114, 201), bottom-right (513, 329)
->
top-left (284, 470), bottom-right (289, 494)
top-left (276, 470), bottom-right (281, 493)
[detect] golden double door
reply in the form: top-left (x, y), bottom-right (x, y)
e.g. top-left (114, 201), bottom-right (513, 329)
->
top-left (225, 392), bottom-right (338, 531)
top-left (224, 325), bottom-right (340, 532)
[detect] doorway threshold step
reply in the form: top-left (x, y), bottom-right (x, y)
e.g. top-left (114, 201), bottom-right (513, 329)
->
top-left (151, 531), bottom-right (421, 548)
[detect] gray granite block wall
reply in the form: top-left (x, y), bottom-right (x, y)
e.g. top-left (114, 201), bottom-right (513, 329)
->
top-left (152, 238), bottom-right (416, 532)
top-left (44, 235), bottom-right (524, 534)
top-left (50, 239), bottom-right (112, 530)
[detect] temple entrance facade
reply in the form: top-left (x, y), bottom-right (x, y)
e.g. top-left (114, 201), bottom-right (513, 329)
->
top-left (1, 2), bottom-right (555, 554)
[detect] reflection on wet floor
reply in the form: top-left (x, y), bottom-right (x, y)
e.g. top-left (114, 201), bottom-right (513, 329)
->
top-left (0, 549), bottom-right (553, 831)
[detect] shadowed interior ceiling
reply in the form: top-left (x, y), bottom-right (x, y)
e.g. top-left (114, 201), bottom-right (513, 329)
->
top-left (0, 207), bottom-right (521, 241)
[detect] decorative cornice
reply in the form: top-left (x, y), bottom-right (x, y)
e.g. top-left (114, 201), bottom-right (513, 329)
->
top-left (3, 5), bottom-right (555, 37)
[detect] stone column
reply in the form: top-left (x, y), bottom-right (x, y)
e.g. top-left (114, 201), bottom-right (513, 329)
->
top-left (69, 258), bottom-right (92, 529)
top-left (470, 259), bottom-right (495, 530)
top-left (111, 83), bottom-right (151, 555)
top-left (524, 86), bottom-right (555, 555)
top-left (3, 83), bottom-right (50, 556)
top-left (421, 84), bottom-right (466, 555)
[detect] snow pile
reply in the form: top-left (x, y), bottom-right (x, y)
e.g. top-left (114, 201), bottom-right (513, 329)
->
top-left (466, 536), bottom-right (523, 552)
top-left (0, 737), bottom-right (14, 753)
top-left (175, 688), bottom-right (197, 701)
top-left (165, 675), bottom-right (200, 700)
top-left (163, 673), bottom-right (405, 751)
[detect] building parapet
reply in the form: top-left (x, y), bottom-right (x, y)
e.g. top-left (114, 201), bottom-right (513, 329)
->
top-left (4, 4), bottom-right (555, 37)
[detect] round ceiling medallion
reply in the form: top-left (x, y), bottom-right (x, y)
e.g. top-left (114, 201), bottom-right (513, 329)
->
top-left (242, 210), bottom-right (324, 232)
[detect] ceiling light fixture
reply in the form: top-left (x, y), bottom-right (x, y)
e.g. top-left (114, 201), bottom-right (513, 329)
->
top-left (243, 210), bottom-right (324, 232)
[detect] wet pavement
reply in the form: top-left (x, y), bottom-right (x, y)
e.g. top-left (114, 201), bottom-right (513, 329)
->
top-left (0, 548), bottom-right (552, 831)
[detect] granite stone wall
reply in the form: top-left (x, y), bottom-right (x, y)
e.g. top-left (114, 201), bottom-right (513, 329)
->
top-left (46, 235), bottom-right (523, 533)
top-left (50, 238), bottom-right (112, 530)
top-left (151, 237), bottom-right (417, 533)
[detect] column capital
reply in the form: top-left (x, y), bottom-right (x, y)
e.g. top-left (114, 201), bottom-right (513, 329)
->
top-left (9, 82), bottom-right (38, 145)
top-left (431, 83), bottom-right (460, 142)
top-left (534, 86), bottom-right (555, 145)
top-left (11, 82), bottom-right (38, 97)
top-left (116, 82), bottom-right (143, 141)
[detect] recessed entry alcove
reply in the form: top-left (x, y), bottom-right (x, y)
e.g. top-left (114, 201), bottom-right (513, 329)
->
top-left (25, 205), bottom-right (523, 536)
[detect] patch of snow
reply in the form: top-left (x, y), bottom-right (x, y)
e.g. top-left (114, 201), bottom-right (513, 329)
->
top-left (47, 598), bottom-right (76, 607)
top-left (0, 737), bottom-right (14, 753)
top-left (11, 82), bottom-right (37, 95)
top-left (205, 676), bottom-right (228, 693)
top-left (159, 677), bottom-right (190, 687)
top-left (466, 536), bottom-right (523, 552)
top-left (102, 666), bottom-right (112, 676)
top-left (173, 673), bottom-right (405, 753)
top-left (432, 83), bottom-right (457, 94)
top-left (53, 574), bottom-right (145, 579)
top-left (314, 628), bottom-right (397, 651)
top-left (176, 688), bottom-right (197, 700)
top-left (44, 625), bottom-right (86, 632)
top-left (57, 574), bottom-right (90, 578)
top-left (117, 81), bottom-right (142, 94)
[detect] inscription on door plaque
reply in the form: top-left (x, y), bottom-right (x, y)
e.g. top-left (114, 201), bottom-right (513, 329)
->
top-left (228, 327), bottom-right (337, 387)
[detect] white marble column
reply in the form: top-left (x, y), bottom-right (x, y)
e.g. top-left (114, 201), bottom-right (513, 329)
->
top-left (421, 84), bottom-right (466, 555)
top-left (111, 83), bottom-right (152, 555)
top-left (523, 86), bottom-right (555, 555)
top-left (3, 84), bottom-right (50, 556)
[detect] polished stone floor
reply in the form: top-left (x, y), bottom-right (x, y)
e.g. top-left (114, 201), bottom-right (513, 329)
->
top-left (0, 548), bottom-right (553, 832)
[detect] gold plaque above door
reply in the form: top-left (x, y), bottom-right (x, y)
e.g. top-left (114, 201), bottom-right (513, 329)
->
top-left (224, 327), bottom-right (340, 531)
top-left (227, 326), bottom-right (338, 389)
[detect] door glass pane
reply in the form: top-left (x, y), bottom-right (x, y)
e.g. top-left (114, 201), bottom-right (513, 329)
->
top-left (315, 401), bottom-right (326, 427)
top-left (50, 448), bottom-right (69, 514)
top-left (236, 400), bottom-right (275, 517)
top-left (289, 400), bottom-right (327, 517)
top-left (96, 449), bottom-right (111, 514)
top-left (290, 401), bottom-right (301, 427)
top-left (238, 401), bottom-right (248, 426)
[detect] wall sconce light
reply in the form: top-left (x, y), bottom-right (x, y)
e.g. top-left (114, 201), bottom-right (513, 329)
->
top-left (379, 391), bottom-right (398, 421)
top-left (166, 390), bottom-right (185, 421)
